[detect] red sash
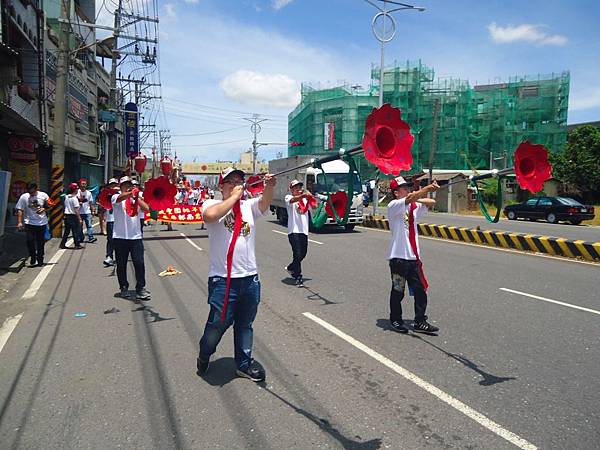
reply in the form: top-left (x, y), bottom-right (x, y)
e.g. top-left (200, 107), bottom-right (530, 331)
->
top-left (221, 200), bottom-right (243, 321)
top-left (408, 202), bottom-right (428, 291)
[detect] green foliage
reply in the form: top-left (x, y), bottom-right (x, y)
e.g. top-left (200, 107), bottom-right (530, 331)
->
top-left (480, 179), bottom-right (498, 204)
top-left (550, 125), bottom-right (600, 194)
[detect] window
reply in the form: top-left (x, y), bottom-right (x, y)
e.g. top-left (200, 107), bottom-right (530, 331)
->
top-left (526, 198), bottom-right (538, 206)
top-left (556, 197), bottom-right (582, 206)
top-left (538, 198), bottom-right (553, 206)
top-left (315, 172), bottom-right (361, 194)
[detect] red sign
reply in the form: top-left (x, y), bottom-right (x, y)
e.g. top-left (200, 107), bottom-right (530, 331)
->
top-left (8, 137), bottom-right (38, 161)
top-left (144, 204), bottom-right (204, 224)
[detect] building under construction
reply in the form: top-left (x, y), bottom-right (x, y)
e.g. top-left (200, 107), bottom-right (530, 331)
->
top-left (288, 60), bottom-right (570, 179)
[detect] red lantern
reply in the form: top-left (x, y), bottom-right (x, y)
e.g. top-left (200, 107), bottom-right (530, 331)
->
top-left (245, 174), bottom-right (265, 196)
top-left (133, 154), bottom-right (147, 173)
top-left (325, 191), bottom-right (348, 220)
top-left (143, 176), bottom-right (177, 211)
top-left (160, 157), bottom-right (173, 176)
top-left (362, 103), bottom-right (414, 175)
top-left (513, 141), bottom-right (552, 193)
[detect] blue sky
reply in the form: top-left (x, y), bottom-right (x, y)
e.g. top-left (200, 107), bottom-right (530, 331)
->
top-left (103, 0), bottom-right (600, 162)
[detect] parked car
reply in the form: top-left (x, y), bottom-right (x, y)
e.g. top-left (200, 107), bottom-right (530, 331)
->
top-left (503, 197), bottom-right (595, 224)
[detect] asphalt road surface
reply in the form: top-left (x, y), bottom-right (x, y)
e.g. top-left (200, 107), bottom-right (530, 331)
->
top-left (0, 216), bottom-right (598, 449)
top-left (367, 207), bottom-right (599, 242)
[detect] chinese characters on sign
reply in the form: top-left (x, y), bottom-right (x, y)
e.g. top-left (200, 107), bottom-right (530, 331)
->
top-left (124, 102), bottom-right (139, 158)
top-left (144, 204), bottom-right (204, 224)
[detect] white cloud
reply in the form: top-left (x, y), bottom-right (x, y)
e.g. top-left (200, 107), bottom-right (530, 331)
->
top-left (220, 70), bottom-right (301, 107)
top-left (182, 0), bottom-right (199, 4)
top-left (488, 22), bottom-right (567, 46)
top-left (569, 88), bottom-right (600, 111)
top-left (164, 3), bottom-right (177, 19)
top-left (272, 0), bottom-right (294, 10)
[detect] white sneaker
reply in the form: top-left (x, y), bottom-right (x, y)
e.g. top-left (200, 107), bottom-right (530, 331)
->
top-left (103, 257), bottom-right (114, 267)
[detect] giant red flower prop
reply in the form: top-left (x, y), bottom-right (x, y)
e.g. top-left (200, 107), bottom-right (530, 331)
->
top-left (297, 195), bottom-right (318, 214)
top-left (143, 176), bottom-right (177, 211)
top-left (98, 187), bottom-right (118, 211)
top-left (362, 103), bottom-right (413, 175)
top-left (513, 141), bottom-right (552, 193)
top-left (245, 174), bottom-right (265, 196)
top-left (133, 154), bottom-right (147, 173)
top-left (325, 191), bottom-right (348, 220)
top-left (160, 157), bottom-right (173, 176)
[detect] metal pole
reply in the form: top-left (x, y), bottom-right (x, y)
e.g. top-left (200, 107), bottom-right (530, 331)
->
top-left (107, 0), bottom-right (123, 180)
top-left (428, 98), bottom-right (440, 186)
top-left (49, 0), bottom-right (70, 237)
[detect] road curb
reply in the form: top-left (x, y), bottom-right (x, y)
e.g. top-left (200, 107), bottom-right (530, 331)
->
top-left (362, 215), bottom-right (600, 262)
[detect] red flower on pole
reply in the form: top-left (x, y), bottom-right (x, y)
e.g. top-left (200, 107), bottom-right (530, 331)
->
top-left (133, 154), bottom-right (147, 173)
top-left (297, 195), bottom-right (318, 214)
top-left (362, 103), bottom-right (414, 175)
top-left (513, 141), bottom-right (552, 193)
top-left (325, 191), bottom-right (348, 220)
top-left (245, 174), bottom-right (264, 196)
top-left (98, 187), bottom-right (118, 211)
top-left (143, 176), bottom-right (177, 211)
top-left (160, 157), bottom-right (173, 176)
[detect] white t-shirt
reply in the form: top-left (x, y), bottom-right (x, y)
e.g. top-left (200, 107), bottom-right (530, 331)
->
top-left (285, 194), bottom-right (309, 235)
top-left (105, 208), bottom-right (115, 223)
top-left (387, 198), bottom-right (428, 260)
top-left (63, 195), bottom-right (80, 215)
top-left (77, 190), bottom-right (93, 215)
top-left (16, 192), bottom-right (50, 226)
top-left (204, 198), bottom-right (266, 278)
top-left (111, 193), bottom-right (143, 240)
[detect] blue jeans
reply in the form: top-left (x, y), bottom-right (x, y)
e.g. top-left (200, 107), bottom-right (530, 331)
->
top-left (199, 275), bottom-right (261, 370)
top-left (78, 213), bottom-right (94, 241)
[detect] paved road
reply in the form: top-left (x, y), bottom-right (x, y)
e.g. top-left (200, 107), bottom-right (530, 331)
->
top-left (0, 217), bottom-right (598, 449)
top-left (366, 207), bottom-right (599, 242)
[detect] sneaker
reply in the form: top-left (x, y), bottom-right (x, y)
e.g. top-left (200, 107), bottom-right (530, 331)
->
top-left (295, 277), bottom-right (304, 288)
top-left (413, 320), bottom-right (439, 334)
top-left (115, 288), bottom-right (130, 299)
top-left (285, 266), bottom-right (293, 277)
top-left (196, 357), bottom-right (210, 376)
top-left (74, 245), bottom-right (83, 249)
top-left (136, 288), bottom-right (151, 301)
top-left (88, 237), bottom-right (97, 243)
top-left (390, 320), bottom-right (409, 334)
top-left (59, 244), bottom-right (67, 249)
top-left (30, 257), bottom-right (36, 266)
top-left (236, 360), bottom-right (266, 382)
top-left (103, 257), bottom-right (114, 267)
top-left (37, 260), bottom-right (44, 267)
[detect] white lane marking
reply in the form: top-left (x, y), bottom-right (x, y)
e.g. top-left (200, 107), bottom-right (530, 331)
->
top-left (21, 220), bottom-right (100, 300)
top-left (0, 314), bottom-right (23, 354)
top-left (302, 312), bottom-right (537, 450)
top-left (180, 232), bottom-right (203, 251)
top-left (500, 288), bottom-right (600, 316)
top-left (271, 229), bottom-right (324, 245)
top-left (355, 226), bottom-right (599, 266)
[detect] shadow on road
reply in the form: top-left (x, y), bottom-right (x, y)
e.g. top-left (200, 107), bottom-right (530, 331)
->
top-left (143, 234), bottom-right (208, 241)
top-left (280, 278), bottom-right (338, 305)
top-left (261, 387), bottom-right (382, 449)
top-left (200, 357), bottom-right (238, 387)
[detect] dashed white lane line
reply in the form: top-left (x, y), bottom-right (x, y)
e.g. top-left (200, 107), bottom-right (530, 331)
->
top-left (271, 229), bottom-right (324, 245)
top-left (302, 312), bottom-right (537, 450)
top-left (0, 314), bottom-right (23, 354)
top-left (500, 288), bottom-right (600, 316)
top-left (180, 232), bottom-right (203, 251)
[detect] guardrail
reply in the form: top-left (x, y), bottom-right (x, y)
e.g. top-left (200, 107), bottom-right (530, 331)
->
top-left (362, 215), bottom-right (600, 262)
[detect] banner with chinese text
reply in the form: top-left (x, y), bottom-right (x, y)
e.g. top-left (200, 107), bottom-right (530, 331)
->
top-left (144, 204), bottom-right (204, 223)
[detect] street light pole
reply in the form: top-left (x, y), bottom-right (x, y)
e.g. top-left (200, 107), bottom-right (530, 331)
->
top-left (364, 0), bottom-right (425, 215)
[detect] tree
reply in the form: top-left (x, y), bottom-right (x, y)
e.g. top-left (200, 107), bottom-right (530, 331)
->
top-left (550, 125), bottom-right (600, 199)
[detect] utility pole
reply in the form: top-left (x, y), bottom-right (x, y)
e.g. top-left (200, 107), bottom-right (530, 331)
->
top-left (48, 0), bottom-right (70, 237)
top-left (244, 114), bottom-right (268, 174)
top-left (428, 98), bottom-right (441, 186)
top-left (107, 0), bottom-right (123, 183)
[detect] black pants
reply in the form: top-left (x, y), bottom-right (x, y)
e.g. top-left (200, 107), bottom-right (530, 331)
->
top-left (113, 238), bottom-right (145, 291)
top-left (106, 222), bottom-right (114, 258)
top-left (25, 224), bottom-right (46, 264)
top-left (287, 233), bottom-right (308, 279)
top-left (389, 258), bottom-right (428, 323)
top-left (60, 215), bottom-right (81, 247)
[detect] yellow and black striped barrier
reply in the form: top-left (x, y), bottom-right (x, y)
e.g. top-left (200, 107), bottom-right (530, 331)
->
top-left (362, 215), bottom-right (600, 262)
top-left (49, 164), bottom-right (64, 238)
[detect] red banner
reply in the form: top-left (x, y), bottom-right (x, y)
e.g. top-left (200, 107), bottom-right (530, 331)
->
top-left (145, 204), bottom-right (204, 223)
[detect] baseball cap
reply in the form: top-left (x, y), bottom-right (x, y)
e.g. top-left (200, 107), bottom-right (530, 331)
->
top-left (389, 176), bottom-right (411, 191)
top-left (108, 178), bottom-right (118, 185)
top-left (289, 179), bottom-right (303, 189)
top-left (119, 176), bottom-right (132, 185)
top-left (68, 182), bottom-right (79, 191)
top-left (218, 167), bottom-right (245, 185)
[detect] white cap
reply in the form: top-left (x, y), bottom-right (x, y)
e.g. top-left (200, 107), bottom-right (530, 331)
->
top-left (119, 176), bottom-right (132, 185)
top-left (289, 179), bottom-right (303, 189)
top-left (108, 178), bottom-right (118, 185)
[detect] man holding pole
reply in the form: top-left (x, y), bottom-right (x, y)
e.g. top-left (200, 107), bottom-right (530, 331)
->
top-left (387, 176), bottom-right (440, 334)
top-left (285, 179), bottom-right (314, 287)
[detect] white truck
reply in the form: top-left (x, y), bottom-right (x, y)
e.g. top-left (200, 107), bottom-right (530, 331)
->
top-left (268, 155), bottom-right (364, 231)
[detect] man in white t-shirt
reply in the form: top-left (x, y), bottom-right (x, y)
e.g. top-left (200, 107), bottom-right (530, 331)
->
top-left (59, 183), bottom-right (84, 249)
top-left (284, 179), bottom-right (316, 287)
top-left (111, 176), bottom-right (151, 300)
top-left (197, 167), bottom-right (276, 383)
top-left (16, 182), bottom-right (51, 266)
top-left (77, 178), bottom-right (97, 243)
top-left (103, 178), bottom-right (119, 267)
top-left (387, 176), bottom-right (439, 334)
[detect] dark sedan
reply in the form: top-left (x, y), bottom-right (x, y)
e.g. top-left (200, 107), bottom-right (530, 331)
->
top-left (503, 196), bottom-right (595, 225)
